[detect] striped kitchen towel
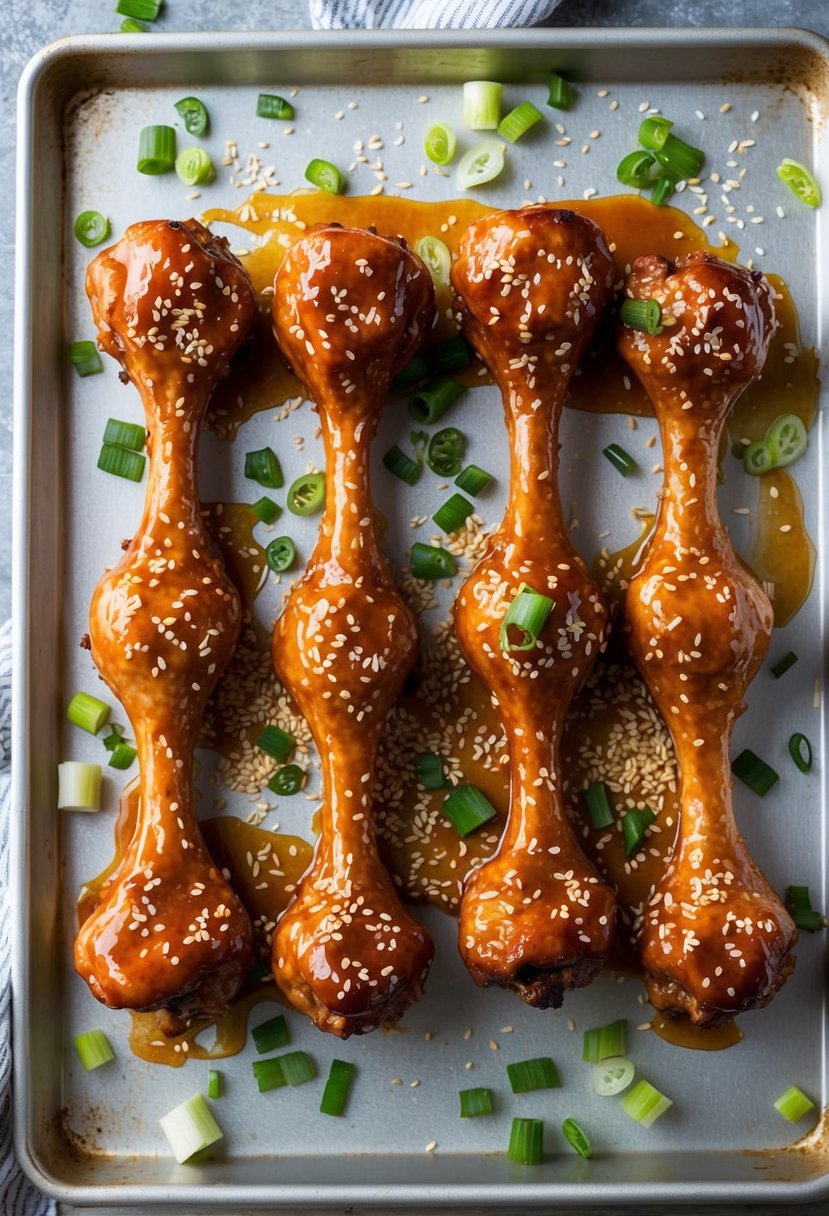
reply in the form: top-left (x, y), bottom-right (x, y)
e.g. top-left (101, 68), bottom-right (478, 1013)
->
top-left (0, 620), bottom-right (53, 1215)
top-left (311, 0), bottom-right (562, 28)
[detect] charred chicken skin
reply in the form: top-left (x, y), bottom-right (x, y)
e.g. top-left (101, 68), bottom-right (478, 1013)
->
top-left (451, 207), bottom-right (617, 1008)
top-left (75, 219), bottom-right (257, 1023)
top-left (619, 251), bottom-right (797, 1026)
top-left (270, 224), bottom-right (436, 1037)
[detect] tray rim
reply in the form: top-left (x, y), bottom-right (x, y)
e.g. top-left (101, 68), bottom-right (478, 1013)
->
top-left (11, 24), bottom-right (829, 1208)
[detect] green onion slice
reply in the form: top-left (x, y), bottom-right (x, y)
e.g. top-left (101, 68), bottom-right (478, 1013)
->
top-left (287, 473), bottom-right (325, 516)
top-left (459, 1087), bottom-right (494, 1118)
top-left (252, 1057), bottom-right (288, 1092)
top-left (506, 1056), bottom-right (561, 1093)
top-left (252, 1014), bottom-right (289, 1054)
top-left (620, 1079), bottom-right (673, 1128)
top-left (785, 884), bottom-right (825, 932)
top-left (175, 96), bottom-right (209, 137)
top-left (321, 1060), bottom-right (355, 1116)
top-left (265, 536), bottom-right (297, 574)
top-left (427, 427), bottom-right (466, 477)
top-left (409, 377), bottom-right (464, 425)
top-left (455, 464), bottom-right (493, 496)
top-left (278, 1051), bottom-right (317, 1086)
top-left (499, 583), bottom-right (555, 653)
top-left (650, 176), bottom-right (675, 207)
top-left (463, 80), bottom-right (502, 130)
top-left (771, 651), bottom-right (798, 678)
top-left (120, 16), bottom-right (146, 30)
top-left (732, 748), bottom-right (779, 796)
top-left (546, 72), bottom-right (574, 110)
top-left (267, 764), bottom-right (306, 796)
top-left (207, 1069), bottom-right (223, 1100)
top-left (68, 340), bottom-right (103, 378)
top-left (432, 492), bottom-right (473, 535)
top-left (655, 134), bottom-right (705, 181)
top-left (603, 443), bottom-right (638, 477)
top-left (410, 542), bottom-right (457, 581)
top-left (443, 784), bottom-right (497, 837)
top-left (788, 732), bottom-right (813, 774)
top-left (592, 1055), bottom-right (635, 1097)
top-left (108, 741), bottom-right (137, 770)
top-left (429, 335), bottom-right (472, 376)
top-left (774, 1084), bottom-right (815, 1123)
top-left (74, 210), bottom-right (110, 248)
top-left (456, 141), bottom-right (506, 190)
top-left (115, 0), bottom-right (160, 17)
top-left (245, 447), bottom-right (283, 489)
top-left (415, 751), bottom-right (450, 789)
top-left (67, 691), bottom-right (110, 735)
top-left (621, 806), bottom-right (656, 857)
top-left (424, 122), bottom-right (457, 165)
top-left (137, 125), bottom-right (176, 175)
top-left (584, 781), bottom-right (614, 829)
top-left (160, 1093), bottom-right (223, 1163)
top-left (616, 150), bottom-right (657, 189)
top-left (74, 1029), bottom-right (115, 1070)
top-left (416, 235), bottom-right (452, 286)
top-left (251, 496), bottom-right (280, 525)
top-left (777, 158), bottom-right (821, 208)
top-left (765, 413), bottom-right (808, 468)
top-left (383, 444), bottom-right (421, 486)
top-left (98, 444), bottom-right (145, 482)
top-left (305, 158), bottom-right (344, 194)
top-left (508, 1117), bottom-right (544, 1165)
top-left (582, 1019), bottom-right (627, 1063)
top-left (561, 1117), bottom-right (592, 1159)
top-left (257, 725), bottom-right (296, 763)
top-left (257, 93), bottom-right (295, 120)
top-left (391, 354), bottom-right (429, 396)
top-left (103, 418), bottom-right (145, 451)
top-left (638, 116), bottom-right (673, 151)
top-left (176, 147), bottom-right (215, 187)
top-left (102, 725), bottom-right (124, 752)
top-left (743, 439), bottom-right (774, 477)
top-left (498, 101), bottom-right (543, 143)
top-left (620, 297), bottom-right (663, 335)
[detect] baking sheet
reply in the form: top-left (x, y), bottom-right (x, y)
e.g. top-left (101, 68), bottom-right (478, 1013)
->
top-left (11, 28), bottom-right (829, 1208)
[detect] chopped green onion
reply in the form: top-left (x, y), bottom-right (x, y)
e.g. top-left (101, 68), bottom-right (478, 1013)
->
top-left (561, 1117), bottom-right (592, 1159)
top-left (616, 150), bottom-right (657, 189)
top-left (582, 1019), bottom-right (627, 1063)
top-left (743, 439), bottom-right (774, 476)
top-left (175, 96), bottom-right (209, 137)
top-left (463, 80), bottom-right (502, 130)
top-left (638, 116), bottom-right (673, 151)
top-left (788, 732), bottom-right (813, 773)
top-left (443, 784), bottom-right (497, 837)
top-left (58, 762), bottom-right (102, 812)
top-left (415, 751), bottom-right (450, 790)
top-left (774, 1085), bottom-right (815, 1123)
top-left (265, 536), bottom-right (297, 574)
top-left (103, 418), bottom-right (145, 451)
top-left (137, 125), bottom-right (176, 175)
top-left (267, 764), bottom-right (306, 796)
top-left (391, 355), bottom-right (429, 396)
top-left (108, 741), bottom-right (137, 770)
top-left (252, 1014), bottom-right (289, 1054)
top-left (655, 134), bottom-right (705, 181)
top-left (74, 1029), bottom-right (115, 1070)
top-left (383, 444), bottom-right (421, 486)
top-left (257, 725), bottom-right (295, 763)
top-left (252, 1057), bottom-right (288, 1092)
top-left (498, 101), bottom-right (543, 143)
top-left (766, 413), bottom-right (808, 468)
top-left (102, 725), bottom-right (123, 751)
top-left (603, 443), bottom-right (638, 477)
top-left (455, 464), bottom-right (493, 496)
top-left (175, 147), bottom-right (215, 187)
top-left (160, 1093), bottom-right (223, 1163)
top-left (427, 427), bottom-right (466, 477)
top-left (456, 141), bottom-right (506, 190)
top-left (67, 691), bottom-right (111, 735)
top-left (785, 885), bottom-right (825, 932)
top-left (245, 447), bottom-right (283, 489)
top-left (546, 72), bottom-right (574, 110)
top-left (424, 122), bottom-right (456, 165)
top-left (592, 1055), bottom-right (635, 1096)
top-left (410, 542), bottom-right (457, 581)
top-left (620, 297), bottom-right (663, 335)
top-left (305, 158), bottom-right (345, 194)
top-left (428, 335), bottom-right (472, 377)
top-left (257, 93), bottom-right (295, 120)
top-left (97, 444), bottom-right (145, 482)
top-left (287, 473), bottom-right (325, 516)
top-left (771, 651), bottom-right (798, 678)
top-left (620, 1079), bottom-right (673, 1128)
top-left (68, 340), bottom-right (103, 378)
top-left (277, 1051), bottom-right (317, 1087)
top-left (409, 377), bottom-right (464, 424)
top-left (508, 1117), bottom-right (544, 1165)
top-left (459, 1087), bottom-right (494, 1117)
top-left (432, 492), bottom-right (473, 535)
top-left (777, 158), bottom-right (821, 208)
top-left (115, 0), bottom-right (160, 16)
top-left (506, 1057), bottom-right (561, 1093)
top-left (320, 1060), bottom-right (355, 1116)
top-left (74, 210), bottom-right (110, 248)
top-left (207, 1069), bottom-right (223, 1100)
top-left (120, 16), bottom-right (147, 30)
top-left (732, 748), bottom-right (779, 797)
top-left (251, 496), bottom-right (280, 525)
top-left (650, 176), bottom-right (675, 207)
top-left (621, 806), bottom-right (656, 857)
top-left (499, 583), bottom-right (555, 653)
top-left (416, 235), bottom-right (452, 286)
top-left (584, 781), bottom-right (614, 830)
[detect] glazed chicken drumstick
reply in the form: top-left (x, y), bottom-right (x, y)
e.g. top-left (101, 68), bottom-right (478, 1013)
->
top-left (451, 206), bottom-right (617, 1007)
top-left (619, 251), bottom-right (797, 1026)
top-left (75, 219), bottom-right (256, 1022)
top-left (270, 224), bottom-right (436, 1037)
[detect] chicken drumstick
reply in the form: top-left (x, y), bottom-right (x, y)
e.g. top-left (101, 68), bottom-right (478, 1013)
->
top-left (619, 251), bottom-right (797, 1025)
top-left (452, 206), bottom-right (617, 1007)
top-left (271, 224), bottom-right (436, 1037)
top-left (75, 219), bottom-right (256, 1022)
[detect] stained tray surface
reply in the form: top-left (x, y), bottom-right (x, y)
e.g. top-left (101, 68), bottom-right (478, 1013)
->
top-left (12, 29), bottom-right (829, 1207)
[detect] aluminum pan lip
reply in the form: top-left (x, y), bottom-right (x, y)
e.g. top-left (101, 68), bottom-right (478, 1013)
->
top-left (11, 25), bottom-right (829, 1208)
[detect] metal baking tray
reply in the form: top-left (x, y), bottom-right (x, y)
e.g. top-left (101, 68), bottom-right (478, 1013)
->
top-left (11, 26), bottom-right (829, 1210)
